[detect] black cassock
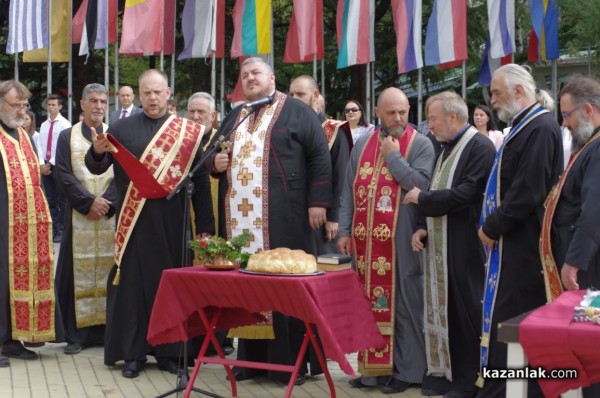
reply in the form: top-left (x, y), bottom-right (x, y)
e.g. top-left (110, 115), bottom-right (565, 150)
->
top-left (85, 112), bottom-right (214, 365)
top-left (210, 96), bottom-right (332, 382)
top-left (479, 106), bottom-right (563, 398)
top-left (418, 132), bottom-right (496, 395)
top-left (54, 124), bottom-right (118, 346)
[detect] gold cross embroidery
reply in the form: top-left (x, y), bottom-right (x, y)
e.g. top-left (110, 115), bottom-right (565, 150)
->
top-left (253, 156), bottom-right (262, 168)
top-left (359, 162), bottom-right (373, 179)
top-left (242, 228), bottom-right (255, 245)
top-left (15, 212), bottom-right (27, 224)
top-left (253, 217), bottom-right (262, 228)
top-left (231, 218), bottom-right (238, 229)
top-left (237, 168), bottom-right (253, 186)
top-left (9, 158), bottom-right (20, 169)
top-left (372, 256), bottom-right (391, 276)
top-left (252, 186), bottom-right (262, 198)
top-left (27, 159), bottom-right (37, 169)
top-left (229, 187), bottom-right (237, 198)
top-left (238, 198), bottom-right (253, 217)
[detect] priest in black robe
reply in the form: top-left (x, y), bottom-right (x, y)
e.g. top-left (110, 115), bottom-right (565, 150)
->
top-left (55, 84), bottom-right (118, 355)
top-left (477, 64), bottom-right (563, 398)
top-left (86, 70), bottom-right (214, 378)
top-left (210, 58), bottom-right (332, 385)
top-left (405, 92), bottom-right (496, 398)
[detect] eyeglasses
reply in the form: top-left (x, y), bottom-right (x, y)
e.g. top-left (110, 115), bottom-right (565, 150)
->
top-left (344, 107), bottom-right (360, 114)
top-left (3, 99), bottom-right (30, 111)
top-left (561, 106), bottom-right (580, 120)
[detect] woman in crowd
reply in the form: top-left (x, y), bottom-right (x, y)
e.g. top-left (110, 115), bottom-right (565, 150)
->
top-left (23, 110), bottom-right (39, 148)
top-left (473, 104), bottom-right (503, 150)
top-left (343, 100), bottom-right (374, 144)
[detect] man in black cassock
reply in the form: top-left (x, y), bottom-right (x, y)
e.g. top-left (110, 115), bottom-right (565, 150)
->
top-left (543, 76), bottom-right (600, 398)
top-left (288, 75), bottom-right (352, 254)
top-left (55, 84), bottom-right (117, 355)
top-left (211, 58), bottom-right (332, 385)
top-left (405, 92), bottom-right (496, 398)
top-left (86, 70), bottom-right (214, 378)
top-left (477, 64), bottom-right (563, 398)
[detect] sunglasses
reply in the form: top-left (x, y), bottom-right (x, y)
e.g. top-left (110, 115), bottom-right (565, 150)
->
top-left (344, 107), bottom-right (360, 114)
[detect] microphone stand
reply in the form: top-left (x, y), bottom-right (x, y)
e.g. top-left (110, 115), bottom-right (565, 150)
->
top-left (156, 109), bottom-right (254, 398)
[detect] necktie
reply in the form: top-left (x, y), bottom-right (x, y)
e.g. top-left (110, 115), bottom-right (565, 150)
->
top-left (45, 120), bottom-right (55, 161)
top-left (121, 109), bottom-right (128, 119)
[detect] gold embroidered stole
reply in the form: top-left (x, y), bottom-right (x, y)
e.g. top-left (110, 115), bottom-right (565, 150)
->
top-left (540, 130), bottom-right (600, 302)
top-left (226, 92), bottom-right (286, 339)
top-left (424, 127), bottom-right (477, 381)
top-left (113, 116), bottom-right (202, 283)
top-left (70, 123), bottom-right (115, 327)
top-left (352, 126), bottom-right (416, 376)
top-left (0, 126), bottom-right (55, 342)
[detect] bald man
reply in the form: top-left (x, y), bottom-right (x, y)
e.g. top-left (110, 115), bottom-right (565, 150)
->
top-left (109, 86), bottom-right (142, 125)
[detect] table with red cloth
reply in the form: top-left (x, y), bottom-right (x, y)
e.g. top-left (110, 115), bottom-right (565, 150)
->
top-left (147, 267), bottom-right (385, 397)
top-left (520, 290), bottom-right (600, 397)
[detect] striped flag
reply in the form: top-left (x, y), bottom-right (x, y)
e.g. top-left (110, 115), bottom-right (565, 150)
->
top-left (23, 0), bottom-right (71, 62)
top-left (424, 0), bottom-right (467, 66)
top-left (179, 0), bottom-right (225, 60)
top-left (283, 0), bottom-right (324, 63)
top-left (487, 0), bottom-right (515, 58)
top-left (7, 0), bottom-right (48, 54)
top-left (231, 0), bottom-right (272, 58)
top-left (391, 0), bottom-right (423, 74)
top-left (478, 35), bottom-right (512, 85)
top-left (336, 0), bottom-right (375, 69)
top-left (529, 0), bottom-right (559, 62)
top-left (120, 0), bottom-right (175, 55)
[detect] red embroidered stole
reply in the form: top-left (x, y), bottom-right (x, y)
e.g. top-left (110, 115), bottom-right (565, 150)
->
top-left (352, 126), bottom-right (416, 376)
top-left (113, 117), bottom-right (202, 282)
top-left (322, 119), bottom-right (350, 151)
top-left (540, 130), bottom-right (600, 301)
top-left (0, 127), bottom-right (55, 342)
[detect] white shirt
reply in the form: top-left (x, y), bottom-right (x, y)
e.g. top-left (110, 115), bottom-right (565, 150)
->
top-left (120, 104), bottom-right (135, 117)
top-left (37, 113), bottom-right (71, 165)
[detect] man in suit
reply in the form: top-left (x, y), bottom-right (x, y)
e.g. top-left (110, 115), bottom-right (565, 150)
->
top-left (109, 86), bottom-right (141, 124)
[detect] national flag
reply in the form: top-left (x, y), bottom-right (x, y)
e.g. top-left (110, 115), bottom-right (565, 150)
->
top-left (487, 0), bottom-right (515, 58)
top-left (179, 0), bottom-right (225, 60)
top-left (73, 0), bottom-right (118, 57)
top-left (120, 0), bottom-right (175, 55)
top-left (529, 0), bottom-right (559, 62)
top-left (391, 0), bottom-right (422, 74)
top-left (227, 57), bottom-right (249, 105)
top-left (283, 0), bottom-right (324, 63)
top-left (478, 35), bottom-right (512, 85)
top-left (527, 28), bottom-right (539, 62)
top-left (336, 0), bottom-right (375, 69)
top-left (231, 0), bottom-right (272, 58)
top-left (7, 0), bottom-right (48, 54)
top-left (23, 0), bottom-right (71, 62)
top-left (424, 0), bottom-right (467, 66)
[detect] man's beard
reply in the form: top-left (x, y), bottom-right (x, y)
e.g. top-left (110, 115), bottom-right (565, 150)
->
top-left (381, 124), bottom-right (405, 138)
top-left (495, 99), bottom-right (522, 123)
top-left (571, 115), bottom-right (595, 154)
top-left (0, 109), bottom-right (24, 129)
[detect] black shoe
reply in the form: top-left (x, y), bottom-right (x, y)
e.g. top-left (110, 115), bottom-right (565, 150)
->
top-left (226, 368), bottom-right (257, 381)
top-left (2, 343), bottom-right (38, 360)
top-left (53, 233), bottom-right (62, 243)
top-left (349, 377), bottom-right (373, 388)
top-left (64, 342), bottom-right (82, 355)
top-left (122, 360), bottom-right (143, 378)
top-left (223, 346), bottom-right (234, 355)
top-left (24, 342), bottom-right (45, 348)
top-left (381, 378), bottom-right (412, 394)
top-left (294, 374), bottom-right (306, 386)
top-left (156, 357), bottom-right (184, 375)
top-left (0, 355), bottom-right (9, 367)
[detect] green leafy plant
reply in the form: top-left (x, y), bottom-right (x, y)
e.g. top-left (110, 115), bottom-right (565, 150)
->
top-left (190, 231), bottom-right (253, 267)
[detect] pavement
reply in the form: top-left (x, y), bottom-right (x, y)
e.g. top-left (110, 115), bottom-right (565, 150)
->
top-left (0, 242), bottom-right (433, 398)
top-left (0, 343), bottom-right (433, 398)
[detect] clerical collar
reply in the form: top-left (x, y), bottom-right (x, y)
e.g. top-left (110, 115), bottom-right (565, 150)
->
top-left (440, 123), bottom-right (470, 151)
top-left (510, 101), bottom-right (537, 126)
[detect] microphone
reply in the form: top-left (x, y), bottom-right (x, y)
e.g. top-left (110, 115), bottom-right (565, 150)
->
top-left (243, 95), bottom-right (273, 110)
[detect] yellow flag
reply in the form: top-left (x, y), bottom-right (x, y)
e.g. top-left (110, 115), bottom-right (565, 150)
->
top-left (23, 0), bottom-right (71, 62)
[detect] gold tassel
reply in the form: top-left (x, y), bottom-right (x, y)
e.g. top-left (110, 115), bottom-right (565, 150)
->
top-left (112, 267), bottom-right (120, 285)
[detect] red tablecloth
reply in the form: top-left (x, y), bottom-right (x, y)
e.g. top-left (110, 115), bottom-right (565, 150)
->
top-left (520, 290), bottom-right (600, 397)
top-left (147, 267), bottom-right (385, 376)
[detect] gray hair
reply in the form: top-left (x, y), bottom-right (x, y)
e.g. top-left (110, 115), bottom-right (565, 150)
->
top-left (560, 76), bottom-right (600, 110)
top-left (0, 80), bottom-right (31, 100)
top-left (496, 64), bottom-right (554, 111)
top-left (187, 92), bottom-right (215, 112)
top-left (427, 91), bottom-right (469, 122)
top-left (242, 57), bottom-right (273, 74)
top-left (82, 83), bottom-right (108, 101)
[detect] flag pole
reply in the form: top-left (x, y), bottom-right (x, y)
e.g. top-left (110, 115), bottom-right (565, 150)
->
top-left (68, 0), bottom-right (73, 123)
top-left (321, 59), bottom-right (325, 102)
top-left (551, 59), bottom-right (557, 119)
top-left (114, 5), bottom-right (120, 113)
top-left (211, 55), bottom-right (216, 99)
top-left (313, 54), bottom-right (317, 81)
top-left (418, 68), bottom-right (423, 124)
top-left (170, 0), bottom-right (176, 95)
top-left (105, 2), bottom-right (109, 92)
top-left (220, 58), bottom-right (225, 118)
top-left (14, 54), bottom-right (18, 81)
top-left (365, 62), bottom-right (371, 123)
top-left (462, 60), bottom-right (467, 100)
top-left (47, 0), bottom-right (53, 98)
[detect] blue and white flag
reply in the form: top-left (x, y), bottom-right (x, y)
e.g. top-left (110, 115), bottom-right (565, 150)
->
top-left (487, 0), bottom-right (515, 58)
top-left (7, 0), bottom-right (48, 54)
